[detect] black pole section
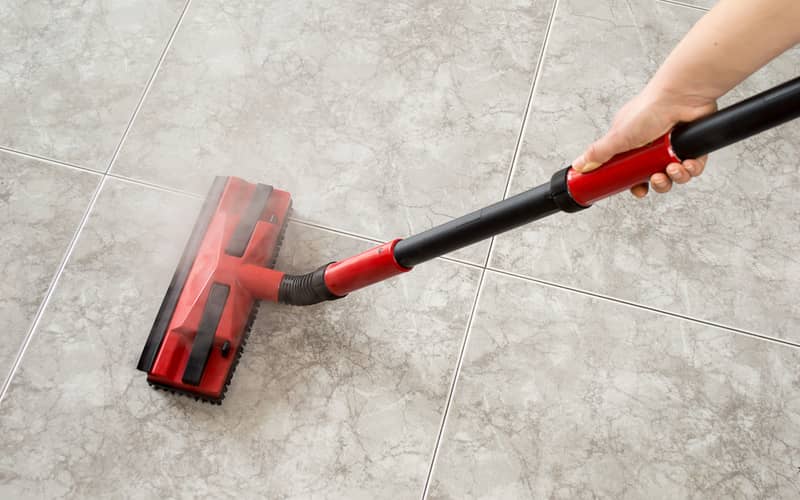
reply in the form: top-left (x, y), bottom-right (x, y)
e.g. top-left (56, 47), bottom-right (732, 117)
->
top-left (671, 75), bottom-right (800, 159)
top-left (394, 181), bottom-right (567, 268)
top-left (394, 76), bottom-right (800, 269)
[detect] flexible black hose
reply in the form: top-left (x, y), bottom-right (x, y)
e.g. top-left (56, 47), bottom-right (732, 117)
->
top-left (277, 264), bottom-right (341, 305)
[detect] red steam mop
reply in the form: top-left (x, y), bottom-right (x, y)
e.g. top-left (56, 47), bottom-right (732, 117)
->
top-left (138, 76), bottom-right (800, 403)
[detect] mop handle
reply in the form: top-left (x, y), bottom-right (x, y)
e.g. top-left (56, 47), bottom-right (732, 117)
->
top-left (566, 75), bottom-right (800, 206)
top-left (313, 77), bottom-right (800, 297)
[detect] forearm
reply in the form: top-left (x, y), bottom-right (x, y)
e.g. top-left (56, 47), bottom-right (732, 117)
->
top-left (647, 0), bottom-right (800, 108)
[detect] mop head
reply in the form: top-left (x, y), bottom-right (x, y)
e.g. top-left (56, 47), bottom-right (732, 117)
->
top-left (136, 177), bottom-right (291, 403)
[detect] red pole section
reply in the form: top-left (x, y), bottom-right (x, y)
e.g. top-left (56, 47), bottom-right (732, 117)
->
top-left (566, 133), bottom-right (680, 207)
top-left (324, 239), bottom-right (411, 296)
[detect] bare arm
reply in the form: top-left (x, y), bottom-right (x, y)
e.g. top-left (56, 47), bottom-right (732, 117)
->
top-left (652, 0), bottom-right (800, 112)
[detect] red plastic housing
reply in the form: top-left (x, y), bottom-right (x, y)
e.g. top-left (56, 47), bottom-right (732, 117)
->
top-left (324, 239), bottom-right (411, 296)
top-left (146, 178), bottom-right (290, 400)
top-left (566, 133), bottom-right (681, 206)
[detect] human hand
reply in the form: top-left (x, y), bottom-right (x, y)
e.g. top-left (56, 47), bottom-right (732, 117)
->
top-left (571, 88), bottom-right (717, 198)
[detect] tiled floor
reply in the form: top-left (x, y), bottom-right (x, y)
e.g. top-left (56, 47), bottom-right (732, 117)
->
top-left (1, 0), bottom-right (798, 498)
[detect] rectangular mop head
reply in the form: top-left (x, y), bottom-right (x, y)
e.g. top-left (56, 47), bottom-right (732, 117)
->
top-left (136, 177), bottom-right (291, 403)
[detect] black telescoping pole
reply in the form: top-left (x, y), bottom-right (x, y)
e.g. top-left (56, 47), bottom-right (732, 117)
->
top-left (393, 75), bottom-right (800, 269)
top-left (392, 184), bottom-right (558, 268)
top-left (392, 172), bottom-right (583, 268)
top-left (671, 75), bottom-right (800, 159)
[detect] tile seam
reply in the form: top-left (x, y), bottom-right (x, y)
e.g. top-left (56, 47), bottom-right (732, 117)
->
top-left (0, 144), bottom-right (487, 269)
top-left (104, 0), bottom-right (194, 175)
top-left (0, 145), bottom-right (102, 176)
top-left (420, 268), bottom-right (487, 499)
top-left (656, 0), bottom-right (710, 12)
top-left (420, 1), bottom-right (562, 497)
top-left (486, 266), bottom-right (800, 349)
top-left (0, 0), bottom-right (193, 405)
top-left (484, 0), bottom-right (560, 269)
top-left (0, 177), bottom-right (108, 403)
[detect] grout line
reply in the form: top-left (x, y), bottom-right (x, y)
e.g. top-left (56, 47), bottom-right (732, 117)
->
top-left (287, 217), bottom-right (385, 245)
top-left (104, 0), bottom-right (193, 175)
top-left (483, 0), bottom-right (560, 270)
top-left (0, 145), bottom-right (103, 177)
top-left (656, 0), bottom-right (710, 12)
top-left (287, 218), bottom-right (484, 270)
top-left (500, 0), bottom-right (559, 202)
top-left (421, 269), bottom-right (487, 500)
top-left (107, 173), bottom-right (203, 199)
top-left (0, 147), bottom-right (195, 199)
top-left (0, 177), bottom-right (109, 404)
top-left (437, 255), bottom-right (483, 270)
top-left (486, 266), bottom-right (800, 350)
top-left (0, 141), bottom-right (484, 271)
top-left (0, 143), bottom-right (204, 201)
top-left (418, 5), bottom-right (562, 482)
top-left (0, 152), bottom-right (480, 272)
top-left (0, 2), bottom-right (192, 404)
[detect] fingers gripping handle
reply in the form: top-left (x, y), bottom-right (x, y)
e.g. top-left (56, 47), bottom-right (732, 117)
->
top-left (565, 133), bottom-right (679, 207)
top-left (565, 76), bottom-right (800, 207)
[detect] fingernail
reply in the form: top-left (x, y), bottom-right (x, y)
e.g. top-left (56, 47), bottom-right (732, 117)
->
top-left (667, 165), bottom-right (679, 176)
top-left (653, 177), bottom-right (666, 187)
top-left (583, 161), bottom-right (601, 171)
top-left (572, 152), bottom-right (601, 172)
top-left (572, 161), bottom-right (600, 172)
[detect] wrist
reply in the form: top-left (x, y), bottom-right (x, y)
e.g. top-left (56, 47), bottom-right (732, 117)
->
top-left (640, 78), bottom-right (717, 123)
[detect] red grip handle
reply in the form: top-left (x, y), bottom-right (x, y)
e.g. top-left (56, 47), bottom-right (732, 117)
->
top-left (566, 133), bottom-right (680, 206)
top-left (324, 239), bottom-right (410, 296)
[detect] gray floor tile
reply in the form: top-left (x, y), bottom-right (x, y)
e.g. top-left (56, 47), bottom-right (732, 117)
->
top-left (111, 0), bottom-right (556, 264)
top-left (490, 0), bottom-right (800, 341)
top-left (0, 0), bottom-right (185, 170)
top-left (0, 152), bottom-right (98, 385)
top-left (428, 271), bottom-right (800, 499)
top-left (0, 178), bottom-right (480, 498)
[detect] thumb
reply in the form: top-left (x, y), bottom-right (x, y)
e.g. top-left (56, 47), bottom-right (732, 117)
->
top-left (572, 131), bottom-right (627, 173)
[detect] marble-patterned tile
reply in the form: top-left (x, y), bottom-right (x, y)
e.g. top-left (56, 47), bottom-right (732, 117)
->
top-left (428, 271), bottom-right (800, 499)
top-left (0, 152), bottom-right (99, 386)
top-left (111, 0), bottom-right (556, 264)
top-left (0, 0), bottom-right (185, 170)
top-left (490, 0), bottom-right (800, 341)
top-left (0, 178), bottom-right (480, 499)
